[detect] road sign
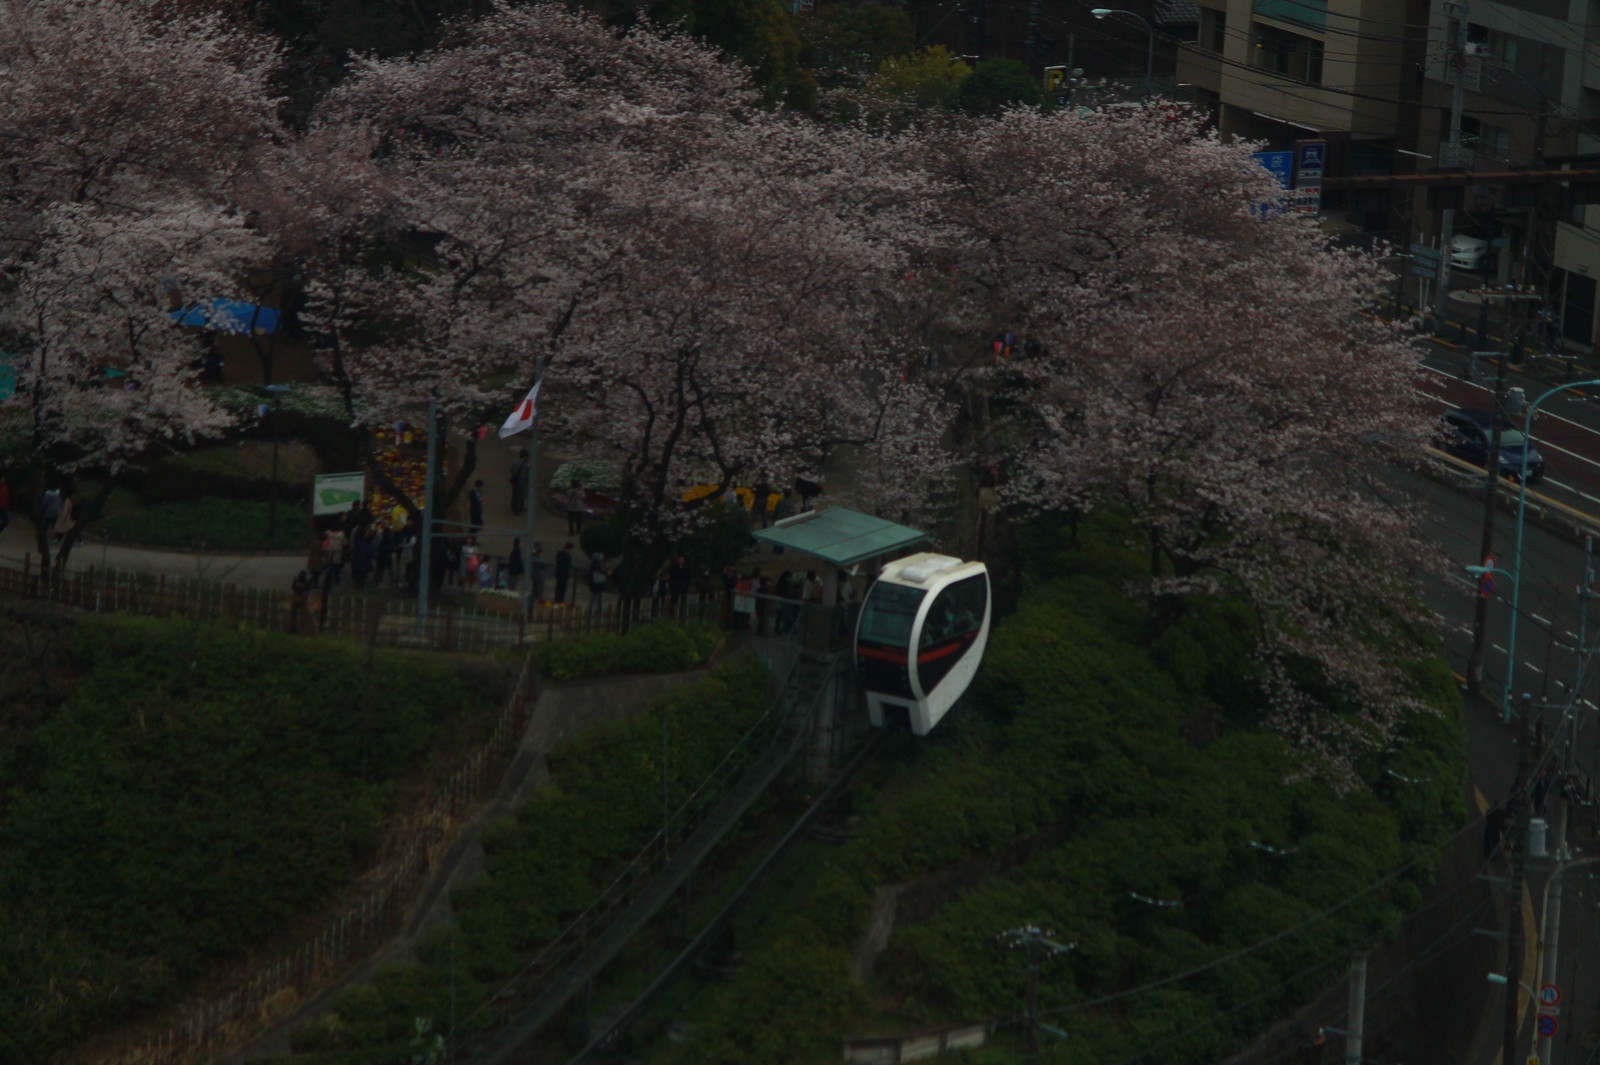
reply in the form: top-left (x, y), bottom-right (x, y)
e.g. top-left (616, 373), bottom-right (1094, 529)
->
top-left (1410, 243), bottom-right (1442, 261)
top-left (1540, 983), bottom-right (1561, 1007)
top-left (1253, 151), bottom-right (1293, 189)
top-left (1537, 1014), bottom-right (1558, 1038)
top-left (1292, 186), bottom-right (1321, 215)
top-left (1295, 140), bottom-right (1326, 185)
top-left (1479, 556), bottom-right (1496, 598)
top-left (1412, 262), bottom-right (1438, 280)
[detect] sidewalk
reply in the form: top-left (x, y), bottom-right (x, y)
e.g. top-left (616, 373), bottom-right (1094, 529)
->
top-left (0, 438), bottom-right (579, 594)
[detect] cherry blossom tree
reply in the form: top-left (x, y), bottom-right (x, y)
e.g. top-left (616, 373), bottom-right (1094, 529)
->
top-left (300, 3), bottom-right (954, 587)
top-left (915, 106), bottom-right (1436, 782)
top-left (0, 0), bottom-right (281, 253)
top-left (0, 0), bottom-right (284, 571)
top-left (2, 204), bottom-right (266, 570)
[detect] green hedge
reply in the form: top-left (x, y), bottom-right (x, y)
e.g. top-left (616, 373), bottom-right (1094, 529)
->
top-left (281, 653), bottom-right (771, 1062)
top-left (133, 440), bottom-right (320, 504)
top-left (0, 617), bottom-right (472, 1064)
top-left (660, 517), bottom-right (1464, 1065)
top-left (95, 496), bottom-right (310, 550)
top-left (538, 622), bottom-right (725, 680)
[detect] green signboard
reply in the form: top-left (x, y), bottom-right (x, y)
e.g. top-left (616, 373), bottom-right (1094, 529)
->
top-left (312, 472), bottom-right (366, 516)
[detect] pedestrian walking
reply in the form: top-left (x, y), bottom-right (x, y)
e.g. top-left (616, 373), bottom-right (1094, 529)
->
top-left (469, 479), bottom-right (485, 533)
top-left (530, 541), bottom-right (547, 602)
top-left (566, 480), bottom-right (587, 535)
top-left (510, 449), bottom-right (530, 516)
top-left (555, 542), bottom-right (574, 604)
top-left (508, 537), bottom-right (525, 591)
top-left (324, 525), bottom-right (347, 584)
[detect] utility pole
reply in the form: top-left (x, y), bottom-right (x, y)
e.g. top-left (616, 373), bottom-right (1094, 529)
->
top-left (1345, 952), bottom-right (1367, 1065)
top-left (1434, 0), bottom-right (1470, 324)
top-left (998, 925), bottom-right (1075, 1065)
top-left (1468, 350), bottom-right (1511, 694)
top-left (1505, 692), bottom-right (1535, 1065)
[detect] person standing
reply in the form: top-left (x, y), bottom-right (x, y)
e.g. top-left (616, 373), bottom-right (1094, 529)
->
top-left (754, 474), bottom-right (772, 528)
top-left (324, 524), bottom-right (346, 584)
top-left (555, 542), bottom-right (574, 604)
top-left (468, 479), bottom-right (485, 533)
top-left (668, 553), bottom-right (691, 617)
top-left (351, 530), bottom-right (375, 589)
top-left (37, 486), bottom-right (61, 535)
top-left (507, 537), bottom-right (525, 591)
top-left (290, 569), bottom-right (311, 634)
top-left (529, 542), bottom-right (547, 603)
top-left (374, 528), bottom-right (394, 587)
top-left (565, 480), bottom-right (587, 535)
top-left (53, 490), bottom-right (75, 544)
top-left (509, 449), bottom-right (529, 516)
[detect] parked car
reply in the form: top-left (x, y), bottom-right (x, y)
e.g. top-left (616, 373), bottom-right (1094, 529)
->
top-left (1449, 235), bottom-right (1490, 271)
top-left (1438, 408), bottom-right (1544, 483)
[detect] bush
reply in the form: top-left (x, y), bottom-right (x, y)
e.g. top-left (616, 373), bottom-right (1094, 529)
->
top-left (290, 654), bottom-right (772, 1060)
top-left (538, 621), bottom-right (724, 681)
top-left (95, 497), bottom-right (310, 550)
top-left (0, 617), bottom-right (472, 1063)
top-left (133, 440), bottom-right (319, 504)
top-left (660, 518), bottom-right (1466, 1065)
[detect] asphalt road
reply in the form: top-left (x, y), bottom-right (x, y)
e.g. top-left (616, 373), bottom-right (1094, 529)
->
top-left (1405, 337), bottom-right (1600, 1065)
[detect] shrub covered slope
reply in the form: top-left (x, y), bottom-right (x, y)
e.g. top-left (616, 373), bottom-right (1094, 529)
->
top-left (661, 512), bottom-right (1464, 1065)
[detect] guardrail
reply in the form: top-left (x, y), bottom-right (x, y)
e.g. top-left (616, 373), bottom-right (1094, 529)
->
top-left (1422, 445), bottom-right (1600, 542)
top-left (0, 554), bottom-right (720, 653)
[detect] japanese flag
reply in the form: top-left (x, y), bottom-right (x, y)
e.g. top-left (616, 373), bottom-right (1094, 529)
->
top-left (499, 380), bottom-right (541, 438)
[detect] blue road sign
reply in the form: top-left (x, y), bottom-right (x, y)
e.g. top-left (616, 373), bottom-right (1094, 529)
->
top-left (1253, 151), bottom-right (1294, 188)
top-left (1297, 141), bottom-right (1326, 172)
top-left (1538, 1014), bottom-right (1558, 1038)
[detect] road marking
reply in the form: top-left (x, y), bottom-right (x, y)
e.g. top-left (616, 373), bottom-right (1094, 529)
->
top-left (1421, 366), bottom-right (1600, 436)
top-left (1538, 476), bottom-right (1600, 507)
top-left (1524, 663), bottom-right (1544, 674)
top-left (1494, 644), bottom-right (1507, 653)
top-left (1533, 614), bottom-right (1551, 625)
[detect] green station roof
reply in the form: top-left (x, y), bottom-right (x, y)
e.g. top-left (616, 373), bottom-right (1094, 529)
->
top-left (752, 507), bottom-right (928, 567)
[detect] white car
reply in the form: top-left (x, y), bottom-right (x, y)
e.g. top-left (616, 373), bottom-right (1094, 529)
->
top-left (1450, 235), bottom-right (1490, 270)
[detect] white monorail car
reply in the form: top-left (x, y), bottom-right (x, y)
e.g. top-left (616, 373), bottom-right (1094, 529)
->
top-left (854, 553), bottom-right (991, 736)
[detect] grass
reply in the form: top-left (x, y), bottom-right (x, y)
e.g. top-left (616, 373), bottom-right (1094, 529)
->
top-left (96, 497), bottom-right (310, 551)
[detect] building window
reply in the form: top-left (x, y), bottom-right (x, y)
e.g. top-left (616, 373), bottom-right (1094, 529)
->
top-left (1206, 8), bottom-right (1227, 52)
top-left (1252, 22), bottom-right (1324, 83)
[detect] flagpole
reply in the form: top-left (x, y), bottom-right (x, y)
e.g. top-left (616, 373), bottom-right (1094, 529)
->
top-left (522, 357), bottom-right (542, 624)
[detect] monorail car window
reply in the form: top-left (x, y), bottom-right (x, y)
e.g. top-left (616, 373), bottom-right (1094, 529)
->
top-left (858, 583), bottom-right (926, 646)
top-left (916, 573), bottom-right (988, 694)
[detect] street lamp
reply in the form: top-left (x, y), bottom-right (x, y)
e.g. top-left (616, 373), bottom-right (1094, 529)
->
top-left (1504, 380), bottom-right (1600, 721)
top-left (1091, 8), bottom-right (1155, 99)
top-left (264, 383), bottom-right (291, 546)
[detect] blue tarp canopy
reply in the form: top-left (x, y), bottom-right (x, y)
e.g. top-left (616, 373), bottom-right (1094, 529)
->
top-left (170, 299), bottom-right (280, 335)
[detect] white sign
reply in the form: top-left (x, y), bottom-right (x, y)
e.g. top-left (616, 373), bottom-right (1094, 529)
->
top-left (1292, 186), bottom-right (1321, 215)
top-left (1540, 983), bottom-right (1561, 1007)
top-left (312, 472), bottom-right (366, 516)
